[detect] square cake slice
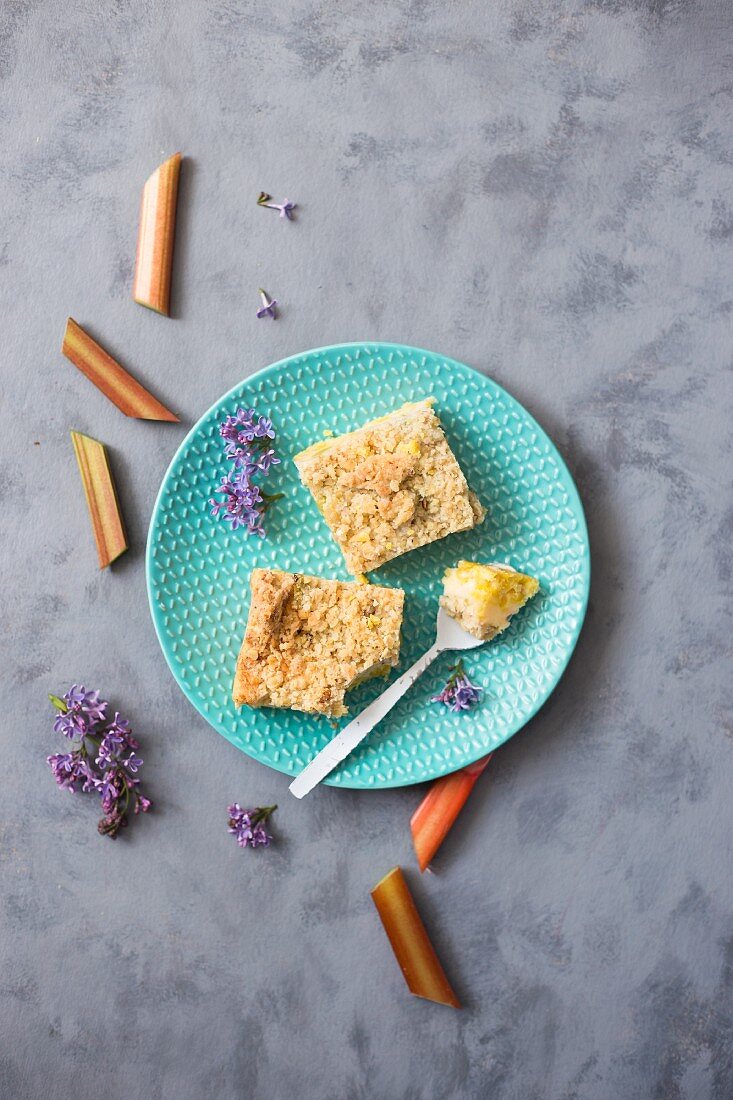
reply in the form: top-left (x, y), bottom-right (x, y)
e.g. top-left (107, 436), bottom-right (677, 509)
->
top-left (293, 399), bottom-right (485, 575)
top-left (440, 561), bottom-right (539, 641)
top-left (233, 569), bottom-right (404, 718)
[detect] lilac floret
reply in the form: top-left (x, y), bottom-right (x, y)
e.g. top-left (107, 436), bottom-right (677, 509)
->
top-left (98, 767), bottom-right (125, 813)
top-left (432, 661), bottom-right (483, 713)
top-left (253, 448), bottom-right (279, 474)
top-left (452, 681), bottom-right (483, 711)
top-left (256, 289), bottom-right (278, 319)
top-left (64, 685), bottom-right (108, 724)
top-left (257, 192), bottom-right (297, 220)
top-left (221, 410), bottom-right (275, 445)
top-left (53, 708), bottom-right (88, 740)
top-left (210, 470), bottom-right (266, 532)
top-left (47, 751), bottom-right (97, 793)
top-left (52, 684), bottom-right (109, 739)
top-left (253, 416), bottom-right (275, 439)
top-left (227, 803), bottom-right (276, 849)
top-left (96, 713), bottom-right (139, 766)
top-left (222, 447), bottom-right (256, 470)
top-left (107, 712), bottom-right (137, 746)
top-left (220, 407), bottom-right (256, 444)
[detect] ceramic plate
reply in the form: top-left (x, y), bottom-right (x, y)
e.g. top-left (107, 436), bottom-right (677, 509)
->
top-left (146, 343), bottom-right (589, 789)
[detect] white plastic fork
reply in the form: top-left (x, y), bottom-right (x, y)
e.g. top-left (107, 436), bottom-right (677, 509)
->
top-left (288, 606), bottom-right (485, 799)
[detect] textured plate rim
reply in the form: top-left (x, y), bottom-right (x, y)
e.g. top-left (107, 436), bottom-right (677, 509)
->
top-left (146, 342), bottom-right (590, 789)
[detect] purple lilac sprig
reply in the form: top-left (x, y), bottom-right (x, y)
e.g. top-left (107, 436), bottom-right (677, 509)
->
top-left (209, 406), bottom-right (282, 536)
top-left (47, 687), bottom-right (151, 839)
top-left (227, 804), bottom-right (276, 849)
top-left (432, 660), bottom-right (483, 713)
top-left (257, 192), bottom-right (297, 220)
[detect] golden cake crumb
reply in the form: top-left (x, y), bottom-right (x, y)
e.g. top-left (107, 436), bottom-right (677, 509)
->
top-left (440, 561), bottom-right (539, 641)
top-left (294, 399), bottom-right (485, 574)
top-left (232, 569), bottom-right (404, 718)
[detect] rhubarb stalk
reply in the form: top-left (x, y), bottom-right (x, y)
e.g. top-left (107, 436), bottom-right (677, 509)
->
top-left (70, 431), bottom-right (127, 569)
top-left (411, 755), bottom-right (492, 872)
top-left (371, 866), bottom-right (460, 1009)
top-left (62, 318), bottom-right (178, 421)
top-left (133, 152), bottom-right (181, 315)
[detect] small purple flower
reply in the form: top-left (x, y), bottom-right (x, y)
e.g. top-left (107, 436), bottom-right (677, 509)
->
top-left (220, 407), bottom-right (256, 445)
top-left (99, 767), bottom-right (125, 814)
top-left (221, 409), bottom-right (275, 446)
top-left (229, 806), bottom-right (252, 845)
top-left (253, 416), bottom-right (275, 440)
top-left (221, 448), bottom-right (255, 472)
top-left (48, 689), bottom-right (151, 838)
top-left (53, 708), bottom-right (88, 740)
top-left (256, 289), bottom-right (278, 319)
top-left (253, 448), bottom-right (279, 474)
top-left (211, 407), bottom-right (281, 538)
top-left (96, 713), bottom-right (138, 766)
top-left (432, 661), bottom-right (482, 713)
top-left (210, 470), bottom-right (265, 532)
top-left (453, 681), bottom-right (482, 710)
top-left (95, 741), bottom-right (112, 767)
top-left (227, 804), bottom-right (276, 849)
top-left (107, 712), bottom-right (137, 746)
top-left (64, 686), bottom-right (108, 724)
top-left (47, 751), bottom-right (96, 793)
top-left (225, 448), bottom-right (280, 475)
top-left (257, 192), bottom-right (297, 220)
top-left (51, 684), bottom-right (108, 740)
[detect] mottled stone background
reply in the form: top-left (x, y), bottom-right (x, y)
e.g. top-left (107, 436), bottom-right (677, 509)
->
top-left (2, 1), bottom-right (732, 1097)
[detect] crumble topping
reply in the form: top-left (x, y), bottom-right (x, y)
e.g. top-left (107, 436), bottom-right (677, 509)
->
top-left (294, 399), bottom-right (485, 574)
top-left (233, 569), bottom-right (404, 718)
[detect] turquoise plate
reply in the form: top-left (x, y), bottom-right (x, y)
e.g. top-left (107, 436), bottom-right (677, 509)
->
top-left (146, 344), bottom-right (589, 789)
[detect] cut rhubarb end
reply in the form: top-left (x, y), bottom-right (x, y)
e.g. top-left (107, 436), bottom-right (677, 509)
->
top-left (371, 866), bottom-right (460, 1009)
top-left (62, 318), bottom-right (178, 421)
top-left (133, 152), bottom-right (182, 316)
top-left (70, 431), bottom-right (128, 569)
top-left (411, 755), bottom-right (492, 872)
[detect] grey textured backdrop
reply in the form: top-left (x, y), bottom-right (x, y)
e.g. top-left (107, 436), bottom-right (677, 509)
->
top-left (2, 2), bottom-right (732, 1098)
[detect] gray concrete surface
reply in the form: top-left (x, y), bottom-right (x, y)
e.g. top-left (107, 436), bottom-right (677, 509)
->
top-left (2, 1), bottom-right (732, 1097)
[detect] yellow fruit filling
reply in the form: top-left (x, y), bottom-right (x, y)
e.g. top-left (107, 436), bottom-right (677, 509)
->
top-left (440, 561), bottom-right (539, 641)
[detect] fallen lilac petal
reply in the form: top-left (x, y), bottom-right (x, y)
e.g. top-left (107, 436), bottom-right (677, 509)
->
top-left (256, 289), bottom-right (278, 319)
top-left (257, 193), bottom-right (297, 220)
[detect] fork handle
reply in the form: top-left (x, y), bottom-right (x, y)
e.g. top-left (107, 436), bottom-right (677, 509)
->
top-left (289, 642), bottom-right (443, 798)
